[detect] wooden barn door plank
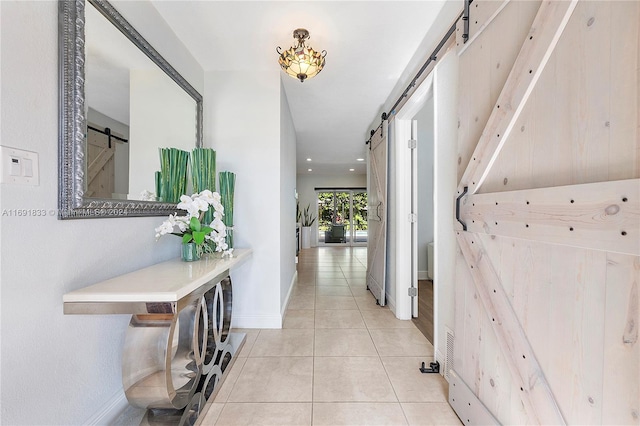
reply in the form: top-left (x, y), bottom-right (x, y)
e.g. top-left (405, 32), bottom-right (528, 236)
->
top-left (459, 178), bottom-right (640, 255)
top-left (456, 231), bottom-right (566, 425)
top-left (602, 253), bottom-right (640, 423)
top-left (459, 0), bottom-right (578, 194)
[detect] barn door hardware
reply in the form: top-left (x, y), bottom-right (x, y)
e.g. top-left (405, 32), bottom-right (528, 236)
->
top-left (462, 0), bottom-right (472, 43)
top-left (87, 125), bottom-right (129, 149)
top-left (456, 186), bottom-right (468, 231)
top-left (420, 360), bottom-right (440, 374)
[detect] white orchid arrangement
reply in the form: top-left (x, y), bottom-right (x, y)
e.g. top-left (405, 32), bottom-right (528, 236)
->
top-left (155, 190), bottom-right (232, 257)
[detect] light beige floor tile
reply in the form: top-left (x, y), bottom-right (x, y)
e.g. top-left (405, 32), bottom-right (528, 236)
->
top-left (313, 403), bottom-right (408, 425)
top-left (315, 295), bottom-right (358, 310)
top-left (341, 271), bottom-right (368, 278)
top-left (235, 329), bottom-right (260, 358)
top-left (249, 329), bottom-right (314, 357)
top-left (198, 402), bottom-right (225, 425)
top-left (314, 329), bottom-right (378, 356)
top-left (316, 286), bottom-right (353, 296)
top-left (317, 277), bottom-right (350, 286)
top-left (282, 310), bottom-right (314, 329)
top-left (318, 271), bottom-right (347, 279)
top-left (381, 357), bottom-right (448, 402)
top-left (315, 265), bottom-right (344, 271)
top-left (314, 357), bottom-right (397, 402)
top-left (315, 310), bottom-right (365, 329)
top-left (369, 329), bottom-right (433, 356)
top-left (354, 295), bottom-right (382, 310)
top-left (214, 403), bottom-right (312, 425)
top-left (213, 357), bottom-right (247, 403)
top-left (296, 277), bottom-right (316, 286)
top-left (401, 402), bottom-right (462, 425)
top-left (340, 265), bottom-right (367, 271)
top-left (228, 357), bottom-right (312, 402)
top-left (347, 278), bottom-right (367, 286)
top-left (291, 285), bottom-right (316, 296)
top-left (362, 310), bottom-right (417, 329)
top-left (287, 295), bottom-right (315, 310)
top-left (349, 287), bottom-right (371, 298)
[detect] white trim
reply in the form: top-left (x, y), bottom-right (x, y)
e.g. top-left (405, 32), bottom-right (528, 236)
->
top-left (281, 271), bottom-right (297, 317)
top-left (232, 314), bottom-right (282, 329)
top-left (84, 388), bottom-right (129, 425)
top-left (393, 73), bottom-right (435, 321)
top-left (436, 349), bottom-right (445, 379)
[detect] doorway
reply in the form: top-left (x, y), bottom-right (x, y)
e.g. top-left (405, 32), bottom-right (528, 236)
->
top-left (317, 190), bottom-right (367, 246)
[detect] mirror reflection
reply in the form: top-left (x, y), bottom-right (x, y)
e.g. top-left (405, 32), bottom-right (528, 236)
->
top-left (85, 2), bottom-right (197, 201)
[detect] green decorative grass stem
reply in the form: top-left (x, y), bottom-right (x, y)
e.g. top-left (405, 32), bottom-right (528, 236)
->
top-left (155, 171), bottom-right (162, 201)
top-left (159, 148), bottom-right (190, 204)
top-left (191, 148), bottom-right (217, 224)
top-left (219, 171), bottom-right (236, 248)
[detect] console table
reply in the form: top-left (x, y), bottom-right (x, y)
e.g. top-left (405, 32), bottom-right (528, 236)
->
top-left (63, 249), bottom-right (252, 425)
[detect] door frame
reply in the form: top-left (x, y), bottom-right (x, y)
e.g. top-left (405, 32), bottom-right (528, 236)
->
top-left (392, 73), bottom-right (434, 322)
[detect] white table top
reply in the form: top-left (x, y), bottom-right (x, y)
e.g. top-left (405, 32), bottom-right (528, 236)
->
top-left (63, 248), bottom-right (251, 304)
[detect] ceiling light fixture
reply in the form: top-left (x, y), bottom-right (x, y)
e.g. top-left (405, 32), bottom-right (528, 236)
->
top-left (306, 158), bottom-right (312, 161)
top-left (277, 29), bottom-right (326, 83)
top-left (308, 168), bottom-right (312, 172)
top-left (356, 158), bottom-right (364, 162)
top-left (349, 168), bottom-right (355, 172)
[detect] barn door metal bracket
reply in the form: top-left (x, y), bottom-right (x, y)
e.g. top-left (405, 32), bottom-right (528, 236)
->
top-left (420, 360), bottom-right (440, 374)
top-left (456, 186), bottom-right (468, 231)
top-left (462, 0), bottom-right (472, 43)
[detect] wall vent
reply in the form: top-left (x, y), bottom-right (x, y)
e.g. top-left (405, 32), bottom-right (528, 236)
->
top-left (445, 326), bottom-right (455, 381)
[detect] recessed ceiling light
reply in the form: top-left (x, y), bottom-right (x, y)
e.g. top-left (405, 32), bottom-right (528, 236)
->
top-left (349, 168), bottom-right (355, 172)
top-left (306, 158), bottom-right (312, 161)
top-left (356, 158), bottom-right (364, 162)
top-left (308, 168), bottom-right (312, 172)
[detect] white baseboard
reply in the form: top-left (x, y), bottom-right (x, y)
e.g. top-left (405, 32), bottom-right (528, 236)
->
top-left (436, 349), bottom-right (446, 379)
top-left (418, 270), bottom-right (429, 280)
top-left (281, 271), bottom-right (298, 317)
top-left (84, 388), bottom-right (129, 425)
top-left (385, 292), bottom-right (397, 315)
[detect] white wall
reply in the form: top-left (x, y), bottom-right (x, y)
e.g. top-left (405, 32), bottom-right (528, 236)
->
top-left (0, 1), bottom-right (203, 424)
top-left (205, 68), bottom-right (292, 328)
top-left (296, 173), bottom-right (367, 247)
top-left (433, 49), bottom-right (458, 367)
top-left (129, 69), bottom-right (196, 198)
top-left (414, 98), bottom-right (435, 275)
top-left (280, 82), bottom-right (297, 311)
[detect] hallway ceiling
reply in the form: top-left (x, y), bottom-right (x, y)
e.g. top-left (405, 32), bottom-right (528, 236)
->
top-left (152, 1), bottom-right (451, 176)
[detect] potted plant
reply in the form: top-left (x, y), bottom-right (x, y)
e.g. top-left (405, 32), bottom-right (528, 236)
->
top-left (154, 190), bottom-right (231, 261)
top-left (300, 203), bottom-right (316, 249)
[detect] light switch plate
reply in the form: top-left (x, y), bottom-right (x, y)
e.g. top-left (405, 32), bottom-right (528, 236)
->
top-left (0, 146), bottom-right (39, 185)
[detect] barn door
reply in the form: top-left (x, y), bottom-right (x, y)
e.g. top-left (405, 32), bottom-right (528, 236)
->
top-left (367, 121), bottom-right (389, 306)
top-left (450, 1), bottom-right (639, 425)
top-left (86, 126), bottom-right (115, 198)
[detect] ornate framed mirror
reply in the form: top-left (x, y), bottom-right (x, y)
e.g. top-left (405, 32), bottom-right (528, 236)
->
top-left (58, 0), bottom-right (203, 219)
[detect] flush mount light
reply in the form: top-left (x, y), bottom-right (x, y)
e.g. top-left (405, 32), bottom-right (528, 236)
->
top-left (356, 158), bottom-right (364, 162)
top-left (308, 168), bottom-right (312, 172)
top-left (306, 158), bottom-right (312, 162)
top-left (349, 168), bottom-right (355, 172)
top-left (277, 28), bottom-right (326, 83)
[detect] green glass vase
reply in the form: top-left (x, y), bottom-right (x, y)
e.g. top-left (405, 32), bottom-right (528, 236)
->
top-left (181, 242), bottom-right (200, 262)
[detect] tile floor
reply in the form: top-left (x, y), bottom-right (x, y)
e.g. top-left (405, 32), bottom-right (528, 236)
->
top-left (200, 247), bottom-right (461, 425)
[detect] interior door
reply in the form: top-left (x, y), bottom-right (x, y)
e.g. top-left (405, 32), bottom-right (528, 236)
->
top-left (450, 1), bottom-right (639, 425)
top-left (366, 121), bottom-right (388, 306)
top-left (86, 126), bottom-right (115, 198)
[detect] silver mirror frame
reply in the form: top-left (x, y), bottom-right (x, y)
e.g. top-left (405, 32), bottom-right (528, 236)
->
top-left (58, 0), bottom-right (203, 219)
